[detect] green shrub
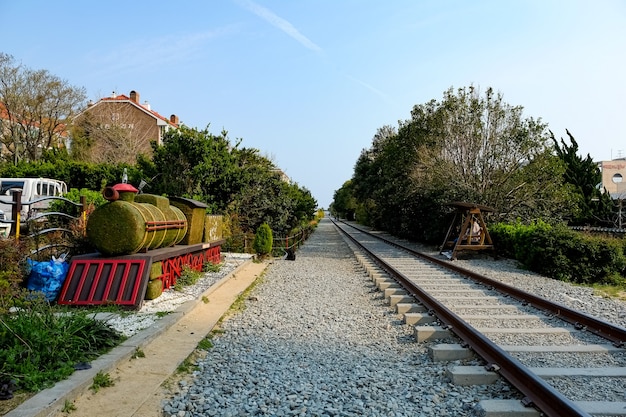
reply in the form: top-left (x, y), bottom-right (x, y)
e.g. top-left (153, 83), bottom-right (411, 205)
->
top-left (490, 221), bottom-right (626, 286)
top-left (253, 223), bottom-right (273, 257)
top-left (49, 188), bottom-right (107, 217)
top-left (0, 237), bottom-right (30, 313)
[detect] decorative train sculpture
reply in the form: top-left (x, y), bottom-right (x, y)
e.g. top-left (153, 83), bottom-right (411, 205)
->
top-left (59, 182), bottom-right (224, 309)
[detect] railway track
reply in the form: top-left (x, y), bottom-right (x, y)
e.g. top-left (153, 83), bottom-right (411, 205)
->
top-left (332, 220), bottom-right (626, 417)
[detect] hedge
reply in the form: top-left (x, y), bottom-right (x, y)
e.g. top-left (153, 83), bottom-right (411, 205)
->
top-left (489, 221), bottom-right (626, 286)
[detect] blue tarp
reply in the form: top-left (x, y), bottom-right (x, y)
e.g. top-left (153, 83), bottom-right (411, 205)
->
top-left (26, 257), bottom-right (69, 302)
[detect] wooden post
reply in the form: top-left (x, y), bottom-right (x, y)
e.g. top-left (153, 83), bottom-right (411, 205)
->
top-left (9, 189), bottom-right (22, 239)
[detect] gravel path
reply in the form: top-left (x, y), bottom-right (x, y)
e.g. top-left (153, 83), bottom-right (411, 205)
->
top-left (163, 219), bottom-right (519, 417)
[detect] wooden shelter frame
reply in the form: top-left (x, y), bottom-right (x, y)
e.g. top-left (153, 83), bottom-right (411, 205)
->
top-left (440, 202), bottom-right (495, 260)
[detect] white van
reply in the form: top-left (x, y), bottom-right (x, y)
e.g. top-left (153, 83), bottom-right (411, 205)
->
top-left (0, 178), bottom-right (68, 235)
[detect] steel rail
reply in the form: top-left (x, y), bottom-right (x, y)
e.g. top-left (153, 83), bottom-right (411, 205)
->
top-left (334, 220), bottom-right (592, 417)
top-left (347, 222), bottom-right (626, 345)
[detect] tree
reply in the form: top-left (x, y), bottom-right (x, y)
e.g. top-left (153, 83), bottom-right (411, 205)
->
top-left (552, 129), bottom-right (614, 226)
top-left (70, 110), bottom-right (156, 164)
top-left (145, 125), bottom-right (236, 211)
top-left (0, 53), bottom-right (86, 164)
top-left (142, 125), bottom-right (317, 236)
top-left (253, 223), bottom-right (273, 257)
top-left (331, 180), bottom-right (357, 220)
top-left (410, 86), bottom-right (574, 223)
top-left (337, 85), bottom-right (579, 243)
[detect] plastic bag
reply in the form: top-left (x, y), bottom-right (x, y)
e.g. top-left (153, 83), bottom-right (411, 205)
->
top-left (26, 255), bottom-right (70, 302)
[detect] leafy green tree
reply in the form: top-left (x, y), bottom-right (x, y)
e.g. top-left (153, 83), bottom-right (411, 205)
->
top-left (141, 125), bottom-right (317, 236)
top-left (145, 125), bottom-right (236, 212)
top-left (338, 85), bottom-right (578, 243)
top-left (331, 180), bottom-right (357, 220)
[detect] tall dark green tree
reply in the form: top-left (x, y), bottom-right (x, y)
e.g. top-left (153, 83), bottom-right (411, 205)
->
top-left (331, 180), bottom-right (357, 220)
top-left (552, 129), bottom-right (613, 226)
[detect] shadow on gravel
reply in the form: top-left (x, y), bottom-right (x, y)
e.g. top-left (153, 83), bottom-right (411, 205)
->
top-left (396, 334), bottom-right (417, 344)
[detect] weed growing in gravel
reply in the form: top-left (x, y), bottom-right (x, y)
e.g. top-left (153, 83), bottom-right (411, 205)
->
top-left (197, 337), bottom-right (213, 350)
top-left (131, 347), bottom-right (145, 359)
top-left (176, 356), bottom-right (199, 374)
top-left (220, 273), bottom-right (265, 322)
top-left (203, 262), bottom-right (222, 273)
top-left (174, 266), bottom-right (203, 291)
top-left (90, 371), bottom-right (114, 393)
top-left (61, 399), bottom-right (76, 413)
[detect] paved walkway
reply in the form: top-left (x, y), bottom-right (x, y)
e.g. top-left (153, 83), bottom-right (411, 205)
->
top-left (6, 259), bottom-right (268, 417)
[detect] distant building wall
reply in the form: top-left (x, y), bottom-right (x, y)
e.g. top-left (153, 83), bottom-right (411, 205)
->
top-left (600, 159), bottom-right (626, 196)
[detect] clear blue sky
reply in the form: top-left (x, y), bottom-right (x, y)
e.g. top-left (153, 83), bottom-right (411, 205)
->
top-left (1, 1), bottom-right (625, 208)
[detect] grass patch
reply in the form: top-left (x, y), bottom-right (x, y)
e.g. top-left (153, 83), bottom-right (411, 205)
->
top-left (175, 355), bottom-right (199, 374)
top-left (219, 273), bottom-right (264, 322)
top-left (590, 283), bottom-right (626, 301)
top-left (203, 262), bottom-right (222, 273)
top-left (197, 337), bottom-right (213, 350)
top-left (0, 296), bottom-right (125, 393)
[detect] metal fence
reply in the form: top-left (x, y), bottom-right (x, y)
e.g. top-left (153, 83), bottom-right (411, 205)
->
top-left (0, 189), bottom-right (86, 259)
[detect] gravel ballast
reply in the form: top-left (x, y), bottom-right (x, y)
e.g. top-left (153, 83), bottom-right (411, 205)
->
top-left (162, 219), bottom-right (521, 416)
top-left (161, 218), bottom-right (626, 416)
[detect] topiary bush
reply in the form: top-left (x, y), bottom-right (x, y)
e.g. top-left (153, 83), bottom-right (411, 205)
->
top-left (253, 223), bottom-right (273, 258)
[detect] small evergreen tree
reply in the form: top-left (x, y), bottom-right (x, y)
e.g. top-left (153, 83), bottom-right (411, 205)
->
top-left (253, 223), bottom-right (273, 257)
top-left (552, 130), bottom-right (613, 226)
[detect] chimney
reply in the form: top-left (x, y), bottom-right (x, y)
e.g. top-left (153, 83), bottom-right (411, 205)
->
top-left (143, 101), bottom-right (151, 110)
top-left (130, 90), bottom-right (139, 103)
top-left (170, 114), bottom-right (179, 124)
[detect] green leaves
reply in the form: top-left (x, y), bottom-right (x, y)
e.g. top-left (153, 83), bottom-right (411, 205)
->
top-left (149, 125), bottom-right (317, 236)
top-left (336, 85), bottom-right (576, 242)
top-left (0, 300), bottom-right (124, 392)
top-left (253, 223), bottom-right (273, 256)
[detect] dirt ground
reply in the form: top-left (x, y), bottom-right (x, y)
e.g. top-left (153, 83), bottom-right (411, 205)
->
top-left (3, 259), bottom-right (267, 417)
